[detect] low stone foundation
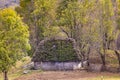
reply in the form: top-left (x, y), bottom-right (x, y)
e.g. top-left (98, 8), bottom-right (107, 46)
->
top-left (34, 62), bottom-right (83, 70)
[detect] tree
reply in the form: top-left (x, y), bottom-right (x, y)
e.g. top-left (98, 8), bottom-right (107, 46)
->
top-left (117, 0), bottom-right (120, 30)
top-left (94, 0), bottom-right (115, 71)
top-left (15, 0), bottom-right (35, 56)
top-left (114, 0), bottom-right (120, 71)
top-left (17, 0), bottom-right (57, 56)
top-left (57, 0), bottom-right (95, 67)
top-left (0, 8), bottom-right (30, 80)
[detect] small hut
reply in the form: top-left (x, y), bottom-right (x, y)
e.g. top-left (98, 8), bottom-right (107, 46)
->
top-left (32, 38), bottom-right (82, 70)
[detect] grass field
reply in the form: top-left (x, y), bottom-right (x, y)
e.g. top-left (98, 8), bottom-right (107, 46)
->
top-left (0, 54), bottom-right (120, 80)
top-left (13, 71), bottom-right (120, 80)
top-left (0, 66), bottom-right (120, 80)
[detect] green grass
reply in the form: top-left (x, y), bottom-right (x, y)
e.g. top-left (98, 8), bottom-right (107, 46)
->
top-left (0, 72), bottom-right (22, 80)
top-left (0, 70), bottom-right (119, 80)
top-left (0, 56), bottom-right (31, 80)
top-left (90, 76), bottom-right (120, 80)
top-left (0, 70), bottom-right (43, 80)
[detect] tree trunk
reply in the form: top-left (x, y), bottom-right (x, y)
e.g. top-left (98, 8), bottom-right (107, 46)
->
top-left (86, 47), bottom-right (90, 67)
top-left (86, 47), bottom-right (90, 71)
top-left (99, 52), bottom-right (106, 71)
top-left (101, 56), bottom-right (106, 71)
top-left (81, 52), bottom-right (85, 68)
top-left (4, 71), bottom-right (8, 80)
top-left (115, 50), bottom-right (120, 72)
top-left (81, 58), bottom-right (84, 68)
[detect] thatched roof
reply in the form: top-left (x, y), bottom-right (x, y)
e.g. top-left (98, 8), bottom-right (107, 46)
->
top-left (32, 38), bottom-right (81, 62)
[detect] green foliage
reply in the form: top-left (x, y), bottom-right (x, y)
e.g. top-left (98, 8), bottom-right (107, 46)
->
top-left (0, 8), bottom-right (30, 72)
top-left (43, 26), bottom-right (60, 38)
top-left (17, 0), bottom-right (58, 56)
top-left (32, 0), bottom-right (57, 36)
top-left (117, 0), bottom-right (120, 30)
top-left (20, 0), bottom-right (31, 8)
top-left (94, 0), bottom-right (116, 50)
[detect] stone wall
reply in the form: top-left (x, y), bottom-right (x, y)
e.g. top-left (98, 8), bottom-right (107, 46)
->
top-left (34, 62), bottom-right (84, 70)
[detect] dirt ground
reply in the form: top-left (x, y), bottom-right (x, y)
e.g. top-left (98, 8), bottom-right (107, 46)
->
top-left (14, 71), bottom-right (120, 80)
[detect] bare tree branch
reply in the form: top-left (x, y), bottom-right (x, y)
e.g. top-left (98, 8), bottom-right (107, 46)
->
top-left (59, 26), bottom-right (70, 38)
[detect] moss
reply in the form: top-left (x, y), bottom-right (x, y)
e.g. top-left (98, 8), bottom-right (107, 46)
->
top-left (34, 39), bottom-right (79, 62)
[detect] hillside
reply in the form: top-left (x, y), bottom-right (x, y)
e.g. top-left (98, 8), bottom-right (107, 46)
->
top-left (0, 0), bottom-right (19, 8)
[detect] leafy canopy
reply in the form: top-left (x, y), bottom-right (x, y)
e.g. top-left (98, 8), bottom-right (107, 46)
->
top-left (0, 8), bottom-right (30, 72)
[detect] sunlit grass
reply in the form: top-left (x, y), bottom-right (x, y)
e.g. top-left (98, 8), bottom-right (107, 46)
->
top-left (90, 76), bottom-right (120, 80)
top-left (0, 70), bottom-right (43, 80)
top-left (0, 56), bottom-right (31, 80)
top-left (0, 70), bottom-right (119, 80)
top-left (0, 72), bottom-right (22, 80)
